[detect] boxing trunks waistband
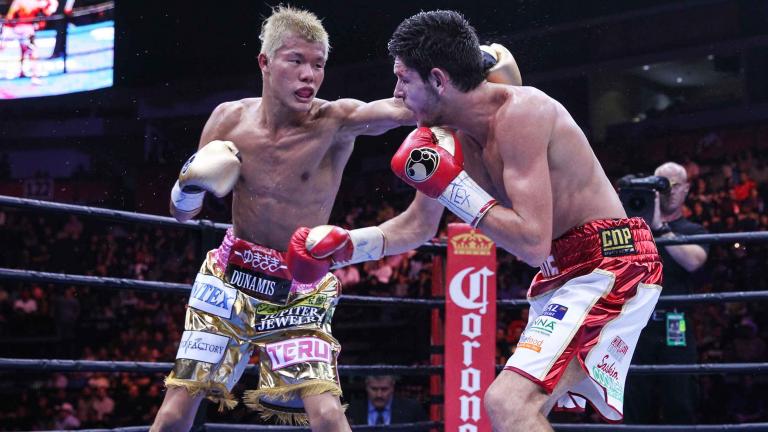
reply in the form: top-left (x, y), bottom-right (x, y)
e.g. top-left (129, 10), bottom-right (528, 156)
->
top-left (214, 228), bottom-right (318, 305)
top-left (531, 217), bottom-right (660, 298)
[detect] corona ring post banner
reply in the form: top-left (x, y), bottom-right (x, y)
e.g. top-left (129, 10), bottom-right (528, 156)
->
top-left (444, 223), bottom-right (497, 431)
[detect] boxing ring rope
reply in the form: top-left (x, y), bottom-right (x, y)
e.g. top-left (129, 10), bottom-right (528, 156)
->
top-left (2, 267), bottom-right (767, 307)
top-left (61, 422), bottom-right (768, 432)
top-left (1, 358), bottom-right (766, 376)
top-left (68, 423), bottom-right (444, 432)
top-left (3, 194), bottom-right (768, 248)
top-left (2, 195), bottom-right (768, 431)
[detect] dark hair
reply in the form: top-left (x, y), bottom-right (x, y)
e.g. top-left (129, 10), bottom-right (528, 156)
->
top-left (388, 10), bottom-right (485, 92)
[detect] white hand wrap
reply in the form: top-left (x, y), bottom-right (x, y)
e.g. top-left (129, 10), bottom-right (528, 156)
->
top-left (437, 171), bottom-right (498, 228)
top-left (349, 226), bottom-right (386, 263)
top-left (171, 180), bottom-right (205, 212)
top-left (331, 226), bottom-right (386, 268)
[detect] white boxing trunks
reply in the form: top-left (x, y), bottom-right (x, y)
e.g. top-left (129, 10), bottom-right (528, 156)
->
top-left (505, 218), bottom-right (663, 421)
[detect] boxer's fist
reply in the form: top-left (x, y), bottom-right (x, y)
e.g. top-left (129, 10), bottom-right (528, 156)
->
top-left (480, 43), bottom-right (522, 86)
top-left (179, 140), bottom-right (241, 197)
top-left (391, 127), bottom-right (464, 199)
top-left (392, 127), bottom-right (498, 228)
top-left (306, 225), bottom-right (355, 261)
top-left (287, 225), bottom-right (386, 283)
top-left (287, 227), bottom-right (334, 284)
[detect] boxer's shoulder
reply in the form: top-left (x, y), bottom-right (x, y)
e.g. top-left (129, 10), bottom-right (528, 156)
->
top-left (318, 98), bottom-right (363, 119)
top-left (497, 86), bottom-right (554, 112)
top-left (308, 99), bottom-right (367, 137)
top-left (492, 88), bottom-right (557, 131)
top-left (210, 99), bottom-right (258, 125)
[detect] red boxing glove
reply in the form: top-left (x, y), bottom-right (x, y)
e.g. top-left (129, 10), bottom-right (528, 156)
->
top-left (390, 127), bottom-right (464, 199)
top-left (391, 127), bottom-right (498, 228)
top-left (287, 225), bottom-right (386, 283)
top-left (305, 225), bottom-right (354, 261)
top-left (286, 227), bottom-right (333, 284)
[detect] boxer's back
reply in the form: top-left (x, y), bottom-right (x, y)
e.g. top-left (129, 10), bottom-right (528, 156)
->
top-left (215, 98), bottom-right (355, 250)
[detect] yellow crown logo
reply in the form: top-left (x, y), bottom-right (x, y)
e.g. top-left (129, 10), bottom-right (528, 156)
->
top-left (450, 230), bottom-right (494, 256)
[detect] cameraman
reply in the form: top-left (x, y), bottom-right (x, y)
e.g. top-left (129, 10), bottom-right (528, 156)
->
top-left (625, 162), bottom-right (709, 424)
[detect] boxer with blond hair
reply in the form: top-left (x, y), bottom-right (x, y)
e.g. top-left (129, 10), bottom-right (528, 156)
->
top-left (152, 6), bottom-right (520, 431)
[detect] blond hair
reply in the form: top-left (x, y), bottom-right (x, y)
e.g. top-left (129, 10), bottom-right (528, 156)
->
top-left (259, 5), bottom-right (329, 58)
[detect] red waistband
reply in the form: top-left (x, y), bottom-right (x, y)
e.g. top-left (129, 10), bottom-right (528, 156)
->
top-left (539, 218), bottom-right (658, 277)
top-left (214, 229), bottom-right (323, 301)
top-left (215, 228), bottom-right (291, 280)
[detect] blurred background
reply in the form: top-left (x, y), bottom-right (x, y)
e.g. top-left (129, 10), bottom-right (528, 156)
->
top-left (0, 0), bottom-right (767, 429)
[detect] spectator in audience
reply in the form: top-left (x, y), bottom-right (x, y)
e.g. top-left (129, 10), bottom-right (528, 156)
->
top-left (90, 386), bottom-right (115, 425)
top-left (625, 161), bottom-right (709, 424)
top-left (53, 402), bottom-right (81, 430)
top-left (13, 289), bottom-right (37, 314)
top-left (347, 375), bottom-right (427, 425)
top-left (334, 264), bottom-right (361, 287)
top-left (727, 318), bottom-right (767, 363)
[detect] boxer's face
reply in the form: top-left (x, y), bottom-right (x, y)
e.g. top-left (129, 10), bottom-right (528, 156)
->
top-left (366, 377), bottom-right (395, 409)
top-left (260, 33), bottom-right (326, 112)
top-left (393, 58), bottom-right (441, 124)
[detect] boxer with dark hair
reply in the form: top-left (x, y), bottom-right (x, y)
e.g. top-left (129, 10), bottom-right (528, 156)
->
top-left (290, 10), bottom-right (663, 431)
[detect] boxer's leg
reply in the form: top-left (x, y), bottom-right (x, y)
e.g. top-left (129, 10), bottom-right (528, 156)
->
top-left (303, 392), bottom-right (351, 432)
top-left (540, 356), bottom-right (587, 415)
top-left (151, 387), bottom-right (204, 432)
top-left (244, 273), bottom-right (346, 426)
top-left (485, 370), bottom-right (552, 432)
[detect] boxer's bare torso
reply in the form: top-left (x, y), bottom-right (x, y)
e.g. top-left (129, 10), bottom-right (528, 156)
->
top-left (7, 0), bottom-right (54, 21)
top-left (197, 96), bottom-right (410, 251)
top-left (457, 84), bottom-right (626, 240)
top-left (381, 80), bottom-right (626, 265)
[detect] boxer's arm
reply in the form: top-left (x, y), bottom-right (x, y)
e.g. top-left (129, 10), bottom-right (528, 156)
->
top-left (287, 192), bottom-right (442, 283)
top-left (481, 43), bottom-right (523, 86)
top-left (475, 100), bottom-right (556, 266)
top-left (337, 98), bottom-right (415, 137)
top-left (663, 242), bottom-right (707, 272)
top-left (652, 198), bottom-right (708, 271)
top-left (378, 192), bottom-right (444, 255)
top-left (169, 102), bottom-right (240, 221)
top-left (44, 0), bottom-right (59, 16)
top-left (6, 2), bottom-right (18, 19)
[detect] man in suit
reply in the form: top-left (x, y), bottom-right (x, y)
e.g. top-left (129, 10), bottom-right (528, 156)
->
top-left (348, 375), bottom-right (428, 425)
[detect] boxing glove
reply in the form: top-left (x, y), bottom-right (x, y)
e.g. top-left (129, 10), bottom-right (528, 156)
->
top-left (171, 140), bottom-right (241, 214)
top-left (480, 43), bottom-right (522, 86)
top-left (287, 225), bottom-right (386, 283)
top-left (391, 127), bottom-right (497, 227)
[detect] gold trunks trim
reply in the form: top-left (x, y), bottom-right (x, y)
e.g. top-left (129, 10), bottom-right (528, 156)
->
top-left (164, 371), bottom-right (238, 411)
top-left (243, 379), bottom-right (342, 425)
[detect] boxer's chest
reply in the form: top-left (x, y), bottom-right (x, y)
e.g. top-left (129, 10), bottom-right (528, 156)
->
top-left (228, 120), bottom-right (339, 187)
top-left (458, 133), bottom-right (509, 206)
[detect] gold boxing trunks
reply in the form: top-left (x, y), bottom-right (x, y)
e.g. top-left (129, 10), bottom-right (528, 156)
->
top-left (165, 228), bottom-right (342, 425)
